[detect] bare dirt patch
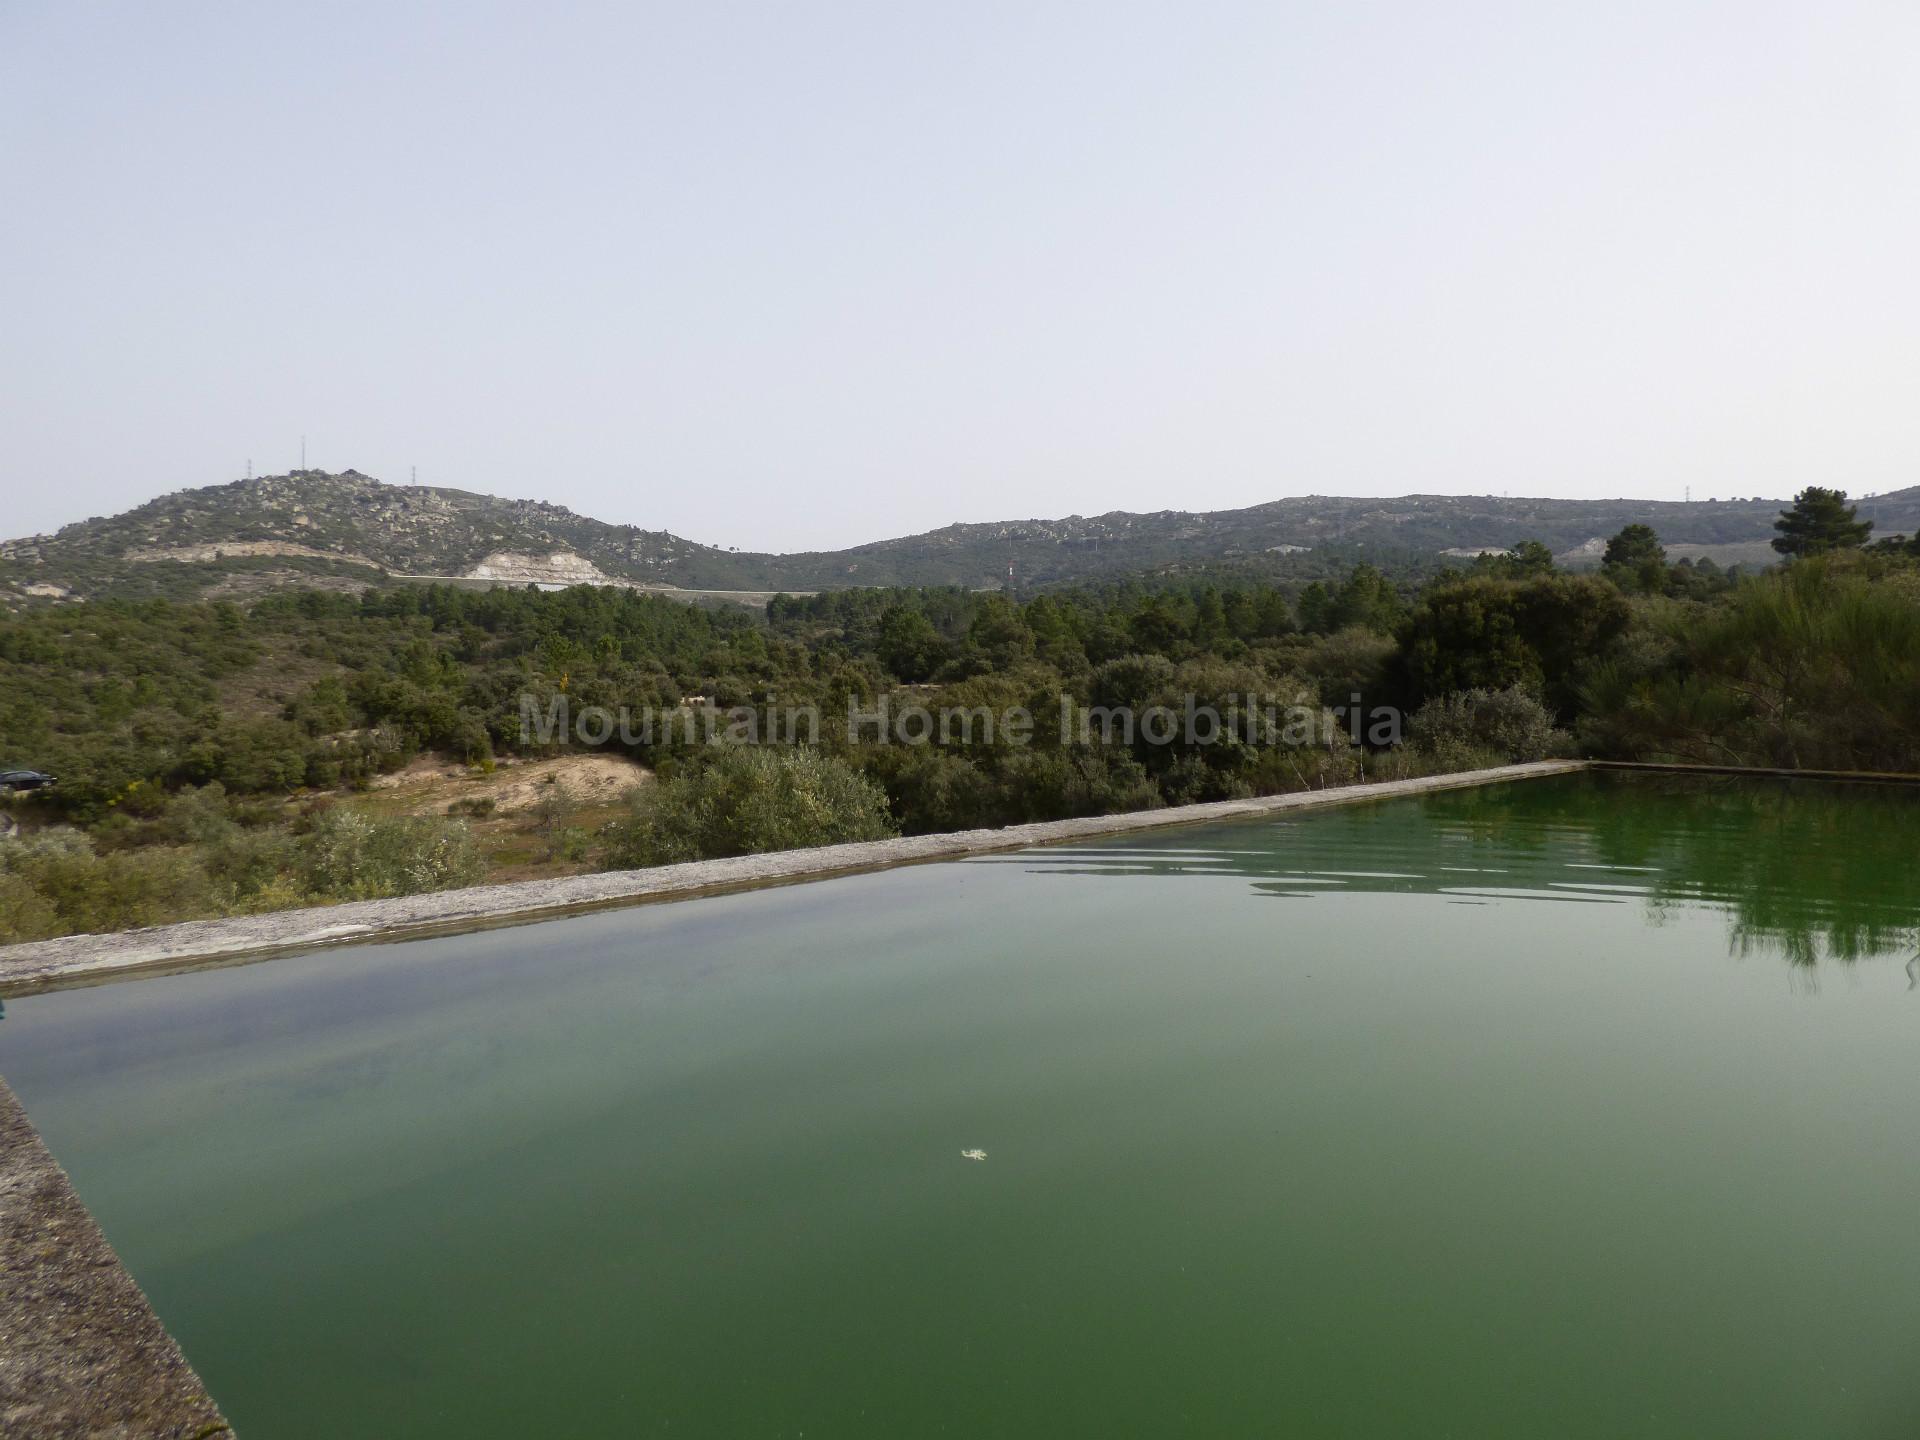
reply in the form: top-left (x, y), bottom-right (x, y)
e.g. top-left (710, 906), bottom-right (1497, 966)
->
top-left (368, 753), bottom-right (652, 816)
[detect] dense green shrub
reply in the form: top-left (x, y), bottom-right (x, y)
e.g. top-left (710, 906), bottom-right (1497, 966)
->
top-left (0, 828), bottom-right (219, 937)
top-left (1578, 555), bottom-right (1920, 770)
top-left (1398, 573), bottom-right (1631, 717)
top-left (0, 801), bottom-right (485, 938)
top-left (1298, 627), bottom-right (1396, 708)
top-left (601, 747), bottom-right (896, 866)
top-left (295, 810), bottom-right (486, 899)
top-left (1409, 686), bottom-right (1565, 764)
top-left (0, 869), bottom-right (62, 942)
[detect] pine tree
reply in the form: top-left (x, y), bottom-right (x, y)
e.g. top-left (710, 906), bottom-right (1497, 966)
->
top-left (1603, 524), bottom-right (1667, 593)
top-left (1772, 487), bottom-right (1872, 557)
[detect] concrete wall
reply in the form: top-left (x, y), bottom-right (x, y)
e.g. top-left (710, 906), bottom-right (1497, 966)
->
top-left (0, 761), bottom-right (1586, 996)
top-left (0, 1079), bottom-right (231, 1438)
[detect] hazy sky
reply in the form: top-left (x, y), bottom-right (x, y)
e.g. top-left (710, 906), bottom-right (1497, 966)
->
top-left (4, 2), bottom-right (1917, 552)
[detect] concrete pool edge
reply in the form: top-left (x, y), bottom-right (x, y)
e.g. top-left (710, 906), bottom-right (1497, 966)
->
top-left (0, 1078), bottom-right (233, 1439)
top-left (0, 759), bottom-right (1588, 996)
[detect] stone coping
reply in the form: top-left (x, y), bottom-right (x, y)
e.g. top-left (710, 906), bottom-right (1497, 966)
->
top-left (0, 761), bottom-right (1586, 997)
top-left (0, 1078), bottom-right (232, 1439)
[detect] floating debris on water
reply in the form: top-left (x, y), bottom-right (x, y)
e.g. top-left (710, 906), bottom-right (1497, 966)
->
top-left (961, 1149), bottom-right (987, 1161)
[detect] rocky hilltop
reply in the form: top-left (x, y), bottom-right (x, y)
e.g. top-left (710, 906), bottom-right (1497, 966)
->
top-left (0, 470), bottom-right (728, 589)
top-left (4, 469), bottom-right (1915, 606)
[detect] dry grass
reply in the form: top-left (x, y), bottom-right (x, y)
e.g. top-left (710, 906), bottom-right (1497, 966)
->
top-left (342, 752), bottom-right (653, 884)
top-left (365, 753), bottom-right (651, 815)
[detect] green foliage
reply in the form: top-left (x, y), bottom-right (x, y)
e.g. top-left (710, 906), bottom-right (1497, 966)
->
top-left (601, 747), bottom-right (897, 866)
top-left (8, 532), bottom-right (1914, 938)
top-left (0, 870), bottom-right (61, 943)
top-left (876, 605), bottom-right (947, 681)
top-left (0, 783), bottom-right (487, 937)
top-left (1773, 486), bottom-right (1872, 558)
top-left (0, 584), bottom-right (770, 820)
top-left (1295, 564), bottom-right (1404, 636)
top-left (528, 780), bottom-right (589, 862)
top-left (1495, 540), bottom-right (1558, 577)
top-left (295, 809), bottom-right (486, 900)
top-left (1409, 686), bottom-right (1565, 764)
top-left (1399, 574), bottom-right (1631, 717)
top-left (1603, 524), bottom-right (1664, 570)
top-left (1602, 524), bottom-right (1668, 594)
top-left (1455, 541), bottom-right (1561, 583)
top-left (0, 828), bottom-right (218, 938)
top-left (1299, 627), bottom-right (1396, 707)
top-left (1579, 555), bottom-right (1920, 770)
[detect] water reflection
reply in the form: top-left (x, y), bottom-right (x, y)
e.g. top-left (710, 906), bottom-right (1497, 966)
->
top-left (982, 773), bottom-right (1920, 969)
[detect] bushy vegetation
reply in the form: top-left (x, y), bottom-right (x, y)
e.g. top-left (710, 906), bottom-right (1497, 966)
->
top-left (4, 482), bottom-right (1917, 938)
top-left (1396, 572), bottom-right (1632, 717)
top-left (1408, 686), bottom-right (1567, 767)
top-left (297, 807), bottom-right (486, 900)
top-left (602, 748), bottom-right (896, 866)
top-left (1578, 555), bottom-right (1920, 769)
top-left (0, 783), bottom-right (485, 941)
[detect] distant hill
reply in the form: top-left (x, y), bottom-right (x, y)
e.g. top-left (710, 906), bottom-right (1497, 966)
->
top-left (4, 469), bottom-right (1915, 607)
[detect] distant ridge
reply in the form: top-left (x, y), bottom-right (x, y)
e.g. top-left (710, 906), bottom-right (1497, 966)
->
top-left (4, 469), bottom-right (1916, 607)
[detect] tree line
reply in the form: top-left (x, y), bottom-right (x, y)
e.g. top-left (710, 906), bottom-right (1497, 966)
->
top-left (2, 483), bottom-right (1914, 938)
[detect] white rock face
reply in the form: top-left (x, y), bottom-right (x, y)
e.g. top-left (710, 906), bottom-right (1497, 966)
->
top-left (464, 551), bottom-right (622, 586)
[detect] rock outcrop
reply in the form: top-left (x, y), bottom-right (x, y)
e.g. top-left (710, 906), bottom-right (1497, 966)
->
top-left (463, 551), bottom-right (626, 587)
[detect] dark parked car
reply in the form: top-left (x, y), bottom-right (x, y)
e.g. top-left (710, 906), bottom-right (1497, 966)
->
top-left (0, 769), bottom-right (57, 795)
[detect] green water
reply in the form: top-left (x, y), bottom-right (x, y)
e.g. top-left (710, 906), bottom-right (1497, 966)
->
top-left (6, 772), bottom-right (1920, 1437)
